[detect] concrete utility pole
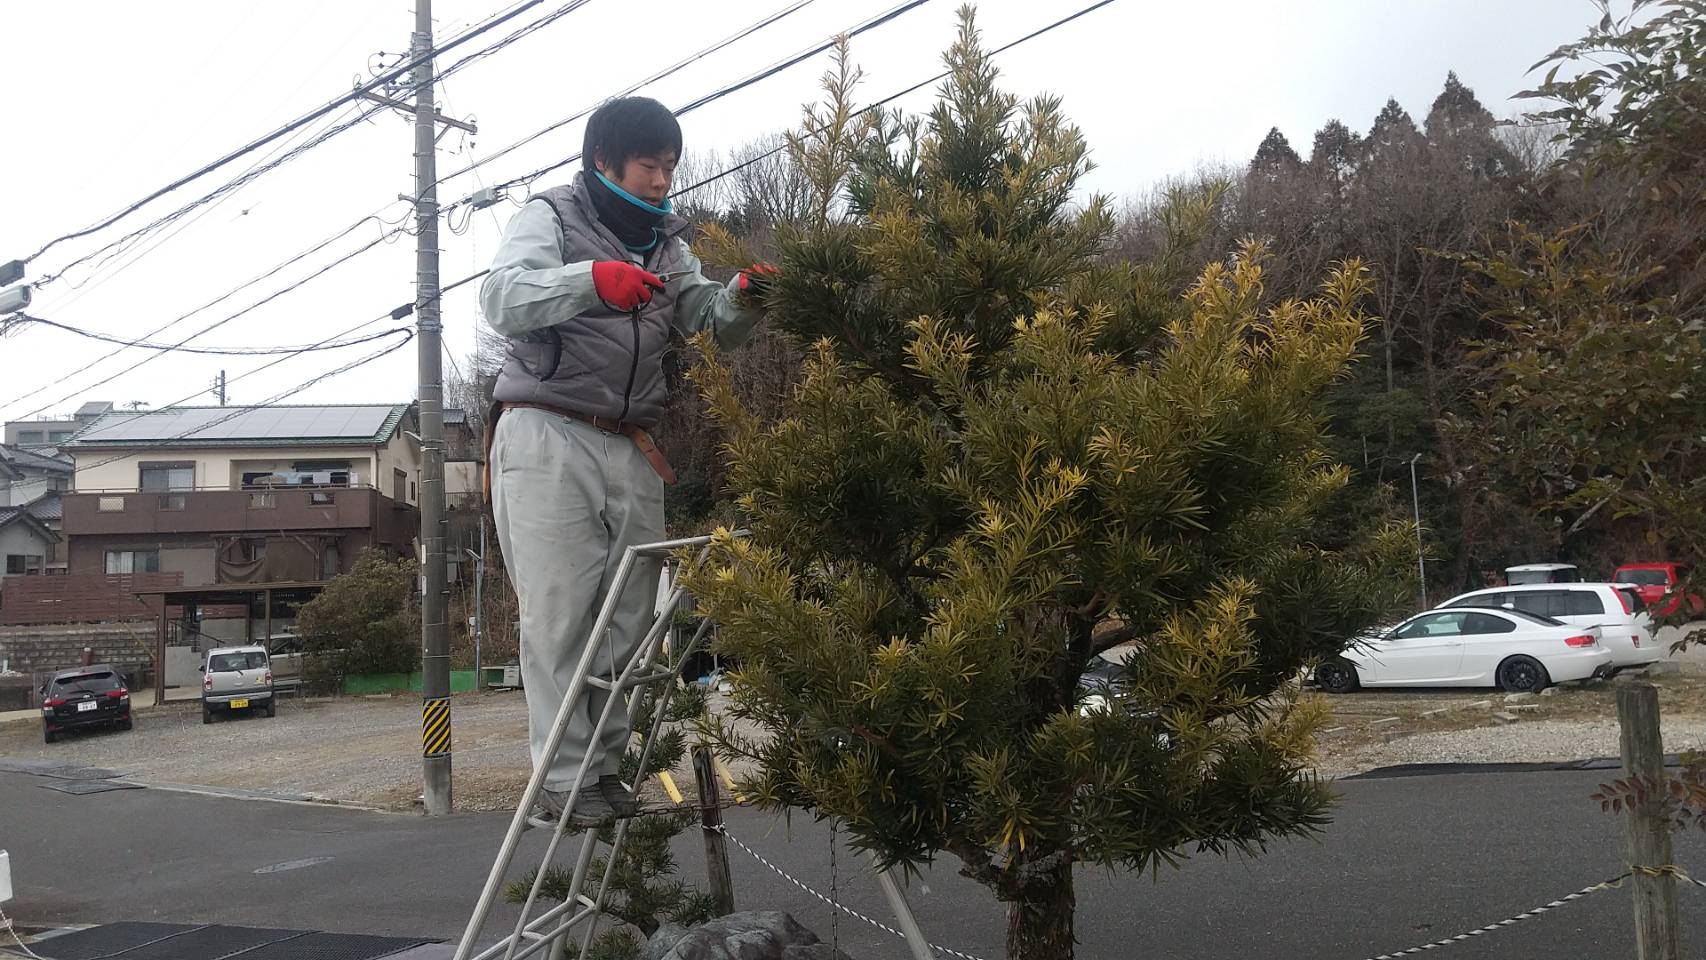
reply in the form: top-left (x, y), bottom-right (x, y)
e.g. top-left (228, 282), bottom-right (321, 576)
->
top-left (213, 370), bottom-right (227, 406)
top-left (413, 0), bottom-right (453, 815)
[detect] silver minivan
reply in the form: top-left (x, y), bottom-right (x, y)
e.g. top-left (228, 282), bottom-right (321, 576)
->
top-left (1438, 583), bottom-right (1658, 670)
top-left (201, 645), bottom-right (276, 723)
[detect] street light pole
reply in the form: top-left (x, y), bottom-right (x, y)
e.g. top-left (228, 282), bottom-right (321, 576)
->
top-left (1410, 453), bottom-right (1427, 607)
top-left (466, 514), bottom-right (485, 687)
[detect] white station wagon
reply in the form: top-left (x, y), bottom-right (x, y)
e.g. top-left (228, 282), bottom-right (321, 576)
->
top-left (1315, 607), bottom-right (1612, 694)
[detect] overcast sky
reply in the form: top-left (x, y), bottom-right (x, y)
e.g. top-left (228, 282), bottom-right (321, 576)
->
top-left (0, 0), bottom-right (1594, 423)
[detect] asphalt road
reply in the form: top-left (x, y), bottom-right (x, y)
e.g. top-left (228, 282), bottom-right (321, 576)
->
top-left (3, 768), bottom-right (1704, 960)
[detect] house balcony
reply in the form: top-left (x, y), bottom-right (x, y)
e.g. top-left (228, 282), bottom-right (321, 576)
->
top-left (62, 486), bottom-right (409, 536)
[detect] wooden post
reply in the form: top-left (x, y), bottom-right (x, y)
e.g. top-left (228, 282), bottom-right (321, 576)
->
top-left (1617, 681), bottom-right (1682, 960)
top-left (693, 744), bottom-right (736, 916)
top-left (153, 602), bottom-right (167, 707)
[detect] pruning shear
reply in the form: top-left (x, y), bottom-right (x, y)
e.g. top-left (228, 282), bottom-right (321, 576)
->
top-left (598, 271), bottom-right (685, 316)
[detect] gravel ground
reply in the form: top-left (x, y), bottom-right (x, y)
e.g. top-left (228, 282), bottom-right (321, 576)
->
top-left (4, 672), bottom-right (1702, 812)
top-left (1317, 714), bottom-right (1706, 777)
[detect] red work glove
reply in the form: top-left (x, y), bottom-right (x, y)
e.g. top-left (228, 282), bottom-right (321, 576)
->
top-left (592, 261), bottom-right (664, 311)
top-left (736, 263), bottom-right (779, 305)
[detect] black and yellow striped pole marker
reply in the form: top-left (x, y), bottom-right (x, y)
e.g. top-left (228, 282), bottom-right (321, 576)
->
top-left (423, 696), bottom-right (452, 759)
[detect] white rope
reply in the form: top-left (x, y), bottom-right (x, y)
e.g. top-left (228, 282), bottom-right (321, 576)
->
top-left (714, 824), bottom-right (988, 960)
top-left (715, 823), bottom-right (1706, 960)
top-left (0, 907), bottom-right (46, 960)
top-left (1357, 874), bottom-right (1629, 960)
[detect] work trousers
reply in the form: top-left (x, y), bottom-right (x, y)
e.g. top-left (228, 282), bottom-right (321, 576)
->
top-left (491, 407), bottom-right (664, 790)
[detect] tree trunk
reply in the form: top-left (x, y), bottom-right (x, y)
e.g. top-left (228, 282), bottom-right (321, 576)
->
top-left (1005, 861), bottom-right (1075, 960)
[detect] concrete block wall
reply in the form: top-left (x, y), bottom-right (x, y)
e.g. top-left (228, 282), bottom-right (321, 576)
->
top-left (0, 622), bottom-right (157, 679)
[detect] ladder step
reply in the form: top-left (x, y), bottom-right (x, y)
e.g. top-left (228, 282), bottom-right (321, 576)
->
top-left (585, 668), bottom-right (676, 691)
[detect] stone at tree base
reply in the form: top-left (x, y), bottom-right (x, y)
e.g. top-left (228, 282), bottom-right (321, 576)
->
top-left (649, 911), bottom-right (855, 960)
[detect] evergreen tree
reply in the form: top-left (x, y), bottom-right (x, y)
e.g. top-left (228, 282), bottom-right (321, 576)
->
top-left (1308, 120), bottom-right (1362, 195)
top-left (1424, 71), bottom-right (1495, 141)
top-left (1364, 98), bottom-right (1423, 165)
top-left (1250, 126), bottom-right (1301, 181)
top-left (684, 10), bottom-right (1413, 959)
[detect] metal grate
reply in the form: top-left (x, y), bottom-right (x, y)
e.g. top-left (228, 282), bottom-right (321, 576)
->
top-left (227, 932), bottom-right (435, 960)
top-left (36, 780), bottom-right (142, 796)
top-left (26, 922), bottom-right (202, 960)
top-left (103, 926), bottom-right (306, 960)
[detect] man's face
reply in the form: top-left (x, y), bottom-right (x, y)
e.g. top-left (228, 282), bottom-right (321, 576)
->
top-left (596, 151), bottom-right (677, 207)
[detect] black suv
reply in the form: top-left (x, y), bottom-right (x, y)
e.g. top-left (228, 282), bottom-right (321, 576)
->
top-left (41, 665), bottom-right (133, 743)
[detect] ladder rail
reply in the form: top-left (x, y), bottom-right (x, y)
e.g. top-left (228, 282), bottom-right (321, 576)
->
top-left (454, 535), bottom-right (716, 960)
top-left (575, 616), bottom-right (715, 956)
top-left (501, 582), bottom-right (691, 960)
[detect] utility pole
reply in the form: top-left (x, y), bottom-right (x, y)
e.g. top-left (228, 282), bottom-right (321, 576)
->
top-left (413, 0), bottom-right (452, 816)
top-left (213, 370), bottom-right (227, 406)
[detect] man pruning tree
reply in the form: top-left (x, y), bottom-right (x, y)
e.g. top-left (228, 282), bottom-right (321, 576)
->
top-left (480, 96), bottom-right (773, 824)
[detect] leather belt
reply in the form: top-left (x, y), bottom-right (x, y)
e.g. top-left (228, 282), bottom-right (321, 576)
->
top-left (483, 401), bottom-right (677, 504)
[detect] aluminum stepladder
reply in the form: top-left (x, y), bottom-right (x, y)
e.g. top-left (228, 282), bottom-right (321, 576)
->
top-left (453, 534), bottom-right (718, 960)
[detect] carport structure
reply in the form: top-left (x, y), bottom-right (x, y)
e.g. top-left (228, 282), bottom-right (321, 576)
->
top-left (133, 580), bottom-right (326, 705)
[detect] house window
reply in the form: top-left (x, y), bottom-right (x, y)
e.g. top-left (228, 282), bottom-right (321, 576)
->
top-left (48, 431), bottom-right (72, 443)
top-left (249, 492), bottom-right (276, 509)
top-left (5, 555), bottom-right (43, 575)
top-left (292, 460), bottom-right (353, 487)
top-left (97, 496), bottom-right (126, 512)
top-left (310, 491), bottom-right (335, 505)
top-left (393, 468), bottom-right (408, 502)
top-left (159, 494), bottom-right (187, 511)
top-left (15, 431), bottom-right (42, 444)
top-left (139, 462), bottom-right (195, 491)
top-left (105, 550), bottom-right (160, 574)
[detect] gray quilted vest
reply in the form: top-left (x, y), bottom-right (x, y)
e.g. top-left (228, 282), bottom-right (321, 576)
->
top-left (490, 173), bottom-right (689, 428)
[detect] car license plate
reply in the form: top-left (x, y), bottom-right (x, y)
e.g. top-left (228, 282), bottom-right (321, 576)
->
top-left (230, 698), bottom-right (249, 709)
top-left (77, 700), bottom-right (97, 712)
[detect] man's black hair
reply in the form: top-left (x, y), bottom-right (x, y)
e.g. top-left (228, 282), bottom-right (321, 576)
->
top-left (582, 97), bottom-right (682, 175)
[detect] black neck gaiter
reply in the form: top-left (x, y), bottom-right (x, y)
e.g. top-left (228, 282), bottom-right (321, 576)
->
top-left (583, 170), bottom-right (666, 253)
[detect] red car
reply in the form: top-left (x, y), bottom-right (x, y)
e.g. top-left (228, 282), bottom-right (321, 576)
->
top-left (1612, 563), bottom-right (1704, 618)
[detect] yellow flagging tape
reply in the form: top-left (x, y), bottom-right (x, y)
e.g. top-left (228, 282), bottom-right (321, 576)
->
top-left (657, 771), bottom-right (684, 805)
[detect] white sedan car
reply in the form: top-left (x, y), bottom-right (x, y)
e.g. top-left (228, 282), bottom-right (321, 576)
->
top-left (1314, 607), bottom-right (1613, 694)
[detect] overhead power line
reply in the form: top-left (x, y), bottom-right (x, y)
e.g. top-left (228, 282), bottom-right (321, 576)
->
top-left (33, 0), bottom-right (601, 290)
top-left (18, 0), bottom-right (552, 269)
top-left (3, 314), bottom-right (411, 356)
top-left (57, 269), bottom-right (489, 466)
top-left (70, 335), bottom-right (417, 476)
top-left (4, 228), bottom-right (405, 421)
top-left (480, 0), bottom-right (936, 196)
top-left (672, 0), bottom-right (1122, 200)
top-left (432, 0), bottom-right (820, 191)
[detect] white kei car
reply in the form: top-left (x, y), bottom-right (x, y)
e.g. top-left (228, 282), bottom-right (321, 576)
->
top-left (1314, 607), bottom-right (1613, 694)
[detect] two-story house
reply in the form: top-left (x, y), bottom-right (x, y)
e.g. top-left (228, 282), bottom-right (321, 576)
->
top-left (0, 443), bottom-right (70, 580)
top-left (4, 400), bottom-right (115, 448)
top-left (60, 403), bottom-right (422, 585)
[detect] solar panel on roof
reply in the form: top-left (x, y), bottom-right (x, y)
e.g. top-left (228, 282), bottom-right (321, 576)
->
top-left (72, 405), bottom-right (399, 444)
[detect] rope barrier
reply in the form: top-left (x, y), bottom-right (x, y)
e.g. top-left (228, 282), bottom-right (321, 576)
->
top-left (713, 817), bottom-right (1706, 960)
top-left (714, 824), bottom-right (988, 960)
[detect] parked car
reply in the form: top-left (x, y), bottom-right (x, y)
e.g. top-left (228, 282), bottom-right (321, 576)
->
top-left (1315, 607), bottom-right (1611, 694)
top-left (201, 645), bottom-right (276, 723)
top-left (1437, 583), bottom-right (1658, 670)
top-left (40, 665), bottom-right (132, 743)
top-left (1612, 562), bottom-right (1704, 619)
top-left (1504, 563), bottom-right (1582, 585)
